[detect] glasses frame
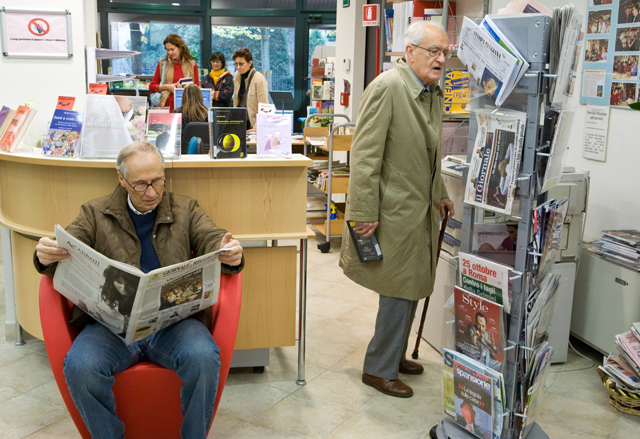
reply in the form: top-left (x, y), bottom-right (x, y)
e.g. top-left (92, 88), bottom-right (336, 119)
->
top-left (411, 44), bottom-right (452, 60)
top-left (125, 178), bottom-right (166, 193)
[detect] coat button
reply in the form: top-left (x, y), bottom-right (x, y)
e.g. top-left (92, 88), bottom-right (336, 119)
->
top-left (153, 235), bottom-right (156, 239)
top-left (427, 242), bottom-right (432, 247)
top-left (167, 217), bottom-right (170, 220)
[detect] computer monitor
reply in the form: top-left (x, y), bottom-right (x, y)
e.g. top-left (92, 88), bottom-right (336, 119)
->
top-left (269, 91), bottom-right (296, 113)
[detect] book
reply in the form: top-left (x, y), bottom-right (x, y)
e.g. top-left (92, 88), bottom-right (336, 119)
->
top-left (42, 109), bottom-right (83, 157)
top-left (0, 106), bottom-right (15, 138)
top-left (458, 252), bottom-right (511, 313)
top-left (0, 105), bottom-right (37, 152)
top-left (454, 286), bottom-right (506, 371)
top-left (346, 221), bottom-right (383, 262)
top-left (453, 359), bottom-right (494, 439)
top-left (384, 9), bottom-right (394, 52)
top-left (209, 107), bottom-right (247, 159)
top-left (465, 108), bottom-right (526, 215)
top-left (255, 113), bottom-right (292, 157)
top-left (147, 112), bottom-right (181, 158)
top-left (79, 95), bottom-right (147, 158)
top-left (443, 70), bottom-right (470, 114)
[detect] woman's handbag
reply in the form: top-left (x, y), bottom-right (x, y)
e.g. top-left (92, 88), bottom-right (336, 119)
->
top-left (149, 60), bottom-right (166, 107)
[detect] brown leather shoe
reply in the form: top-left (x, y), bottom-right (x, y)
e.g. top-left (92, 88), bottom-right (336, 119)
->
top-left (399, 360), bottom-right (424, 375)
top-left (362, 373), bottom-right (413, 398)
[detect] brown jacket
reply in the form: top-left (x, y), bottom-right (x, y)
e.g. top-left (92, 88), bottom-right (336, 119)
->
top-left (34, 185), bottom-right (244, 328)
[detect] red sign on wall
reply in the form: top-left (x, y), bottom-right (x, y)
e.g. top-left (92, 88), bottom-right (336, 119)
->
top-left (362, 5), bottom-right (379, 27)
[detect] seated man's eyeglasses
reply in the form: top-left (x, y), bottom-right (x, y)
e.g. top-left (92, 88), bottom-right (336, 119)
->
top-left (411, 44), bottom-right (452, 59)
top-left (125, 178), bottom-right (166, 192)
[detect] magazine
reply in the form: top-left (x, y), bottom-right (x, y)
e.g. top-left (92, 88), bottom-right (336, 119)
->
top-left (465, 108), bottom-right (526, 215)
top-left (536, 198), bottom-right (569, 280)
top-left (458, 252), bottom-right (511, 313)
top-left (79, 95), bottom-right (147, 158)
top-left (42, 109), bottom-right (83, 157)
top-left (443, 349), bottom-right (505, 439)
top-left (549, 7), bottom-right (583, 109)
top-left (453, 359), bottom-right (494, 439)
top-left (537, 111), bottom-right (574, 194)
top-left (518, 344), bottom-right (554, 439)
top-left (443, 70), bottom-right (471, 115)
top-left (525, 273), bottom-right (560, 370)
top-left (255, 113), bottom-right (292, 157)
top-left (602, 230), bottom-right (640, 247)
top-left (454, 286), bottom-right (506, 371)
top-left (209, 107), bottom-right (247, 159)
top-left (147, 112), bottom-right (181, 158)
top-left (458, 17), bottom-right (520, 106)
top-left (52, 225), bottom-right (230, 345)
top-left (616, 331), bottom-right (640, 373)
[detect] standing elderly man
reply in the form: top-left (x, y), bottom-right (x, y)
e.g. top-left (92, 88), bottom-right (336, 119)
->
top-left (34, 141), bottom-right (244, 439)
top-left (339, 21), bottom-right (455, 398)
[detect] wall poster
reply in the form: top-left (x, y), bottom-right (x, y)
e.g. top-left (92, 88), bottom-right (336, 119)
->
top-left (0, 8), bottom-right (73, 59)
top-left (581, 0), bottom-right (640, 109)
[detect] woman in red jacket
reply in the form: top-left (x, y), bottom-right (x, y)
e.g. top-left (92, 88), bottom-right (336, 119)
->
top-left (149, 34), bottom-right (200, 112)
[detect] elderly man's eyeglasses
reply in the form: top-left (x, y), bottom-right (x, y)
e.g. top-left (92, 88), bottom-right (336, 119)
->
top-left (411, 44), bottom-right (452, 59)
top-left (125, 178), bottom-right (165, 192)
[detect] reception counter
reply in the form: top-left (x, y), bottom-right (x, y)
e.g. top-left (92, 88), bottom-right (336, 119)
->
top-left (0, 150), bottom-right (311, 378)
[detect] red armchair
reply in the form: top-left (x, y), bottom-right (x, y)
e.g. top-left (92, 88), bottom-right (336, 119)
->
top-left (39, 273), bottom-right (242, 439)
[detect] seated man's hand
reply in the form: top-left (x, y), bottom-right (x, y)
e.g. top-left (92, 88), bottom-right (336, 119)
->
top-left (36, 237), bottom-right (69, 266)
top-left (218, 233), bottom-right (243, 267)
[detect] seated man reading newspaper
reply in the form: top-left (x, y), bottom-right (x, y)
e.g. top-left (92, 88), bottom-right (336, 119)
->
top-left (34, 141), bottom-right (244, 439)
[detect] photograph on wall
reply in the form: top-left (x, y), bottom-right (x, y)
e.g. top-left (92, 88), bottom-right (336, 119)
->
top-left (587, 9), bottom-right (612, 34)
top-left (615, 26), bottom-right (640, 51)
top-left (617, 0), bottom-right (640, 24)
top-left (610, 81), bottom-right (638, 107)
top-left (590, 0), bottom-right (613, 6)
top-left (584, 39), bottom-right (610, 63)
top-left (613, 54), bottom-right (639, 79)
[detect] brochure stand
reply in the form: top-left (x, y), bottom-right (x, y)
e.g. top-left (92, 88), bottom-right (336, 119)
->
top-left (434, 14), bottom-right (553, 439)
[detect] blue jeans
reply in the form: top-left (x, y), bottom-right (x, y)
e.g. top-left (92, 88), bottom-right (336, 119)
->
top-left (63, 318), bottom-right (220, 439)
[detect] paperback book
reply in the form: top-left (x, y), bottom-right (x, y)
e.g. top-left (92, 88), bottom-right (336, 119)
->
top-left (209, 107), bottom-right (247, 159)
top-left (79, 95), bottom-right (147, 158)
top-left (255, 113), bottom-right (292, 157)
top-left (42, 109), bottom-right (83, 157)
top-left (147, 112), bottom-right (181, 158)
top-left (0, 106), bottom-right (15, 138)
top-left (0, 105), bottom-right (37, 153)
top-left (453, 359), bottom-right (494, 439)
top-left (454, 286), bottom-right (506, 371)
top-left (458, 252), bottom-right (511, 313)
top-left (465, 108), bottom-right (526, 215)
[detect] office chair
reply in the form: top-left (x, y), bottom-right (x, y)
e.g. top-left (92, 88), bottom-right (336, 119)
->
top-left (181, 122), bottom-right (210, 155)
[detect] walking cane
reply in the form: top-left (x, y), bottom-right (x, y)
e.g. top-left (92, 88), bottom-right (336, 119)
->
top-left (411, 207), bottom-right (449, 360)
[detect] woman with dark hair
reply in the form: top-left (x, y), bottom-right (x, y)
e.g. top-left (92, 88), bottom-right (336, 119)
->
top-left (101, 265), bottom-right (140, 335)
top-left (173, 83), bottom-right (209, 127)
top-left (202, 51), bottom-right (234, 107)
top-left (232, 47), bottom-right (269, 129)
top-left (149, 33), bottom-right (201, 112)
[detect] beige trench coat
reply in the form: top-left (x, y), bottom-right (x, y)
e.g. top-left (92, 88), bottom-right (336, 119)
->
top-left (232, 69), bottom-right (269, 128)
top-left (339, 58), bottom-right (448, 302)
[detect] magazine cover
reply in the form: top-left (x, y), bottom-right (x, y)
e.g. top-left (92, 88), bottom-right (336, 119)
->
top-left (42, 109), bottom-right (83, 157)
top-left (459, 252), bottom-right (511, 313)
top-left (454, 286), bottom-right (506, 371)
top-left (255, 113), bottom-right (292, 157)
top-left (453, 359), bottom-right (494, 439)
top-left (79, 95), bottom-right (147, 158)
top-left (147, 112), bottom-right (181, 158)
top-left (443, 70), bottom-right (470, 114)
top-left (465, 109), bottom-right (526, 215)
top-left (209, 107), bottom-right (247, 159)
top-left (443, 349), bottom-right (504, 439)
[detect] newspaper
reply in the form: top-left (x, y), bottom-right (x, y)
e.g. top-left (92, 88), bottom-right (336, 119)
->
top-left (53, 225), bottom-right (230, 345)
top-left (465, 108), bottom-right (526, 215)
top-left (550, 6), bottom-right (584, 109)
top-left (459, 252), bottom-right (511, 313)
top-left (538, 111), bottom-right (575, 194)
top-left (458, 17), bottom-right (521, 106)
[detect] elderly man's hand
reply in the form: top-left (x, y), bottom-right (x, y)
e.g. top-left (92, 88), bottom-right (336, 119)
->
top-left (440, 198), bottom-right (455, 220)
top-left (354, 221), bottom-right (379, 238)
top-left (35, 237), bottom-right (69, 266)
top-left (218, 233), bottom-right (243, 267)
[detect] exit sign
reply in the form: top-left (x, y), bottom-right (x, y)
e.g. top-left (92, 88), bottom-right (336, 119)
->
top-left (342, 0), bottom-right (349, 7)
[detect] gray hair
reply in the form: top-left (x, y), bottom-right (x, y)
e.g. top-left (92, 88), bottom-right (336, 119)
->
top-left (116, 141), bottom-right (165, 179)
top-left (404, 21), bottom-right (446, 55)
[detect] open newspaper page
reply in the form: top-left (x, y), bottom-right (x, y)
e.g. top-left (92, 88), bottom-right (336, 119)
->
top-left (53, 225), bottom-right (229, 345)
top-left (465, 109), bottom-right (526, 215)
top-left (459, 252), bottom-right (511, 313)
top-left (458, 17), bottom-right (520, 106)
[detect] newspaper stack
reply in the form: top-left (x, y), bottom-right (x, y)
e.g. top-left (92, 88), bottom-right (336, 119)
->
top-left (594, 230), bottom-right (640, 271)
top-left (598, 323), bottom-right (640, 396)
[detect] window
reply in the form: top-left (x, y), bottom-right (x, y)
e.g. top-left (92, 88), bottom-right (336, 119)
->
top-left (303, 0), bottom-right (336, 9)
top-left (210, 0), bottom-right (295, 9)
top-left (109, 0), bottom-right (201, 5)
top-left (109, 13), bottom-right (202, 77)
top-left (308, 26), bottom-right (336, 76)
top-left (210, 17), bottom-right (295, 93)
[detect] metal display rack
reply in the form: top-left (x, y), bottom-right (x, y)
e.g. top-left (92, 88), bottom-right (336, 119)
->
top-left (434, 14), bottom-right (553, 439)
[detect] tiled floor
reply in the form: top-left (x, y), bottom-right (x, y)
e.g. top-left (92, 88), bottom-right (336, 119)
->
top-left (1, 236), bottom-right (639, 439)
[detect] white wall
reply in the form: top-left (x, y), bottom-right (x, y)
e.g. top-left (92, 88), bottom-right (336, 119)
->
top-left (335, 0), bottom-right (367, 123)
top-left (490, 0), bottom-right (639, 242)
top-left (0, 0), bottom-right (97, 141)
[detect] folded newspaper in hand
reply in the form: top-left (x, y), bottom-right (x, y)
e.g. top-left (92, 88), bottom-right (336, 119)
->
top-left (464, 108), bottom-right (526, 216)
top-left (53, 225), bottom-right (231, 345)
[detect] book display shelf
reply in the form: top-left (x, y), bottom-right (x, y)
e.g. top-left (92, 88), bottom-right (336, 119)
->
top-left (433, 14), bottom-right (556, 439)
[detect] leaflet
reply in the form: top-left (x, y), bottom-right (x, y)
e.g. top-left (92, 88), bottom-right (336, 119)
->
top-left (465, 108), bottom-right (526, 215)
top-left (52, 225), bottom-right (230, 345)
top-left (459, 252), bottom-right (511, 313)
top-left (458, 17), bottom-right (520, 106)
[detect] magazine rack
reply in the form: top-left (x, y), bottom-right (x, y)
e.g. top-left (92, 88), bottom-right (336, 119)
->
top-left (434, 14), bottom-right (553, 439)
